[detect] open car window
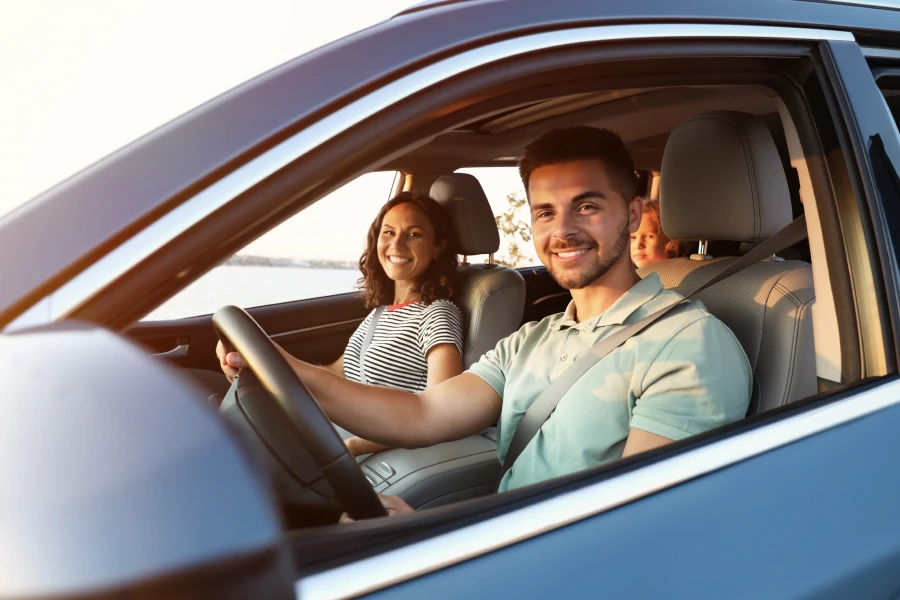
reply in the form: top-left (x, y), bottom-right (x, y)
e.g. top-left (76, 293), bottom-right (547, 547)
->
top-left (142, 171), bottom-right (399, 320)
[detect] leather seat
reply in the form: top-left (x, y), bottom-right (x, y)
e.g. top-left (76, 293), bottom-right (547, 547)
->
top-left (637, 111), bottom-right (817, 415)
top-left (429, 173), bottom-right (526, 367)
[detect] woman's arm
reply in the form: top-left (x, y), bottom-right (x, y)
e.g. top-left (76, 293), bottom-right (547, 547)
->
top-left (425, 343), bottom-right (464, 388)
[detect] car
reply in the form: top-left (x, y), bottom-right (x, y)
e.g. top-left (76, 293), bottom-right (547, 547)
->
top-left (4, 0), bottom-right (900, 598)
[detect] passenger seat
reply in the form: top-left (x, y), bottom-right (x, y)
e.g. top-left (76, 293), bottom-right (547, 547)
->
top-left (430, 173), bottom-right (526, 367)
top-left (638, 111), bottom-right (817, 414)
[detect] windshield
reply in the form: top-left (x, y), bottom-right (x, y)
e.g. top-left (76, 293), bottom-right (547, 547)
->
top-left (0, 0), bottom-right (414, 221)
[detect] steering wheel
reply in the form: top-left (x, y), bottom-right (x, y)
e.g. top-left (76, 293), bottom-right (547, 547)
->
top-left (212, 305), bottom-right (387, 520)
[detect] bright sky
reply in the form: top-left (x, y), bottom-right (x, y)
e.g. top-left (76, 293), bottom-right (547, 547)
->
top-left (0, 0), bottom-right (416, 217)
top-left (0, 0), bottom-right (533, 266)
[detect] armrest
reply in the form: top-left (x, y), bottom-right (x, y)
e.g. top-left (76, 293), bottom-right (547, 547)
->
top-left (360, 428), bottom-right (499, 509)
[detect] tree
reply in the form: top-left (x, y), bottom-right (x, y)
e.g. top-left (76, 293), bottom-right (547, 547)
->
top-left (493, 191), bottom-right (534, 268)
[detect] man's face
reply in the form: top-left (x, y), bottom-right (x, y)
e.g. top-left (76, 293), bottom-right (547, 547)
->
top-left (529, 159), bottom-right (642, 290)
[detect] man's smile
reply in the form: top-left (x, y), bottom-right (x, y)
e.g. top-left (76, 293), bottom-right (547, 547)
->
top-left (551, 247), bottom-right (593, 263)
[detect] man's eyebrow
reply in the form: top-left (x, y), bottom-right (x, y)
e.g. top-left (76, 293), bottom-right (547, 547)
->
top-left (572, 191), bottom-right (606, 202)
top-left (531, 191), bottom-right (607, 212)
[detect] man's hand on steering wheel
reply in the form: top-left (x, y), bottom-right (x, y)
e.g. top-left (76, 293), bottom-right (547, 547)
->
top-left (216, 340), bottom-right (245, 382)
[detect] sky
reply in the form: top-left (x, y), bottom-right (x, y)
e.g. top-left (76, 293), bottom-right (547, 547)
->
top-left (0, 0), bottom-right (533, 265)
top-left (0, 0), bottom-right (415, 216)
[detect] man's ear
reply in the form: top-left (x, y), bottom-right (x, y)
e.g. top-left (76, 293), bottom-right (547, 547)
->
top-left (628, 196), bottom-right (643, 233)
top-left (433, 239), bottom-right (448, 259)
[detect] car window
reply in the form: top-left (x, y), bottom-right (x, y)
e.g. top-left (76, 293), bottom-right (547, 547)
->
top-left (142, 171), bottom-right (399, 321)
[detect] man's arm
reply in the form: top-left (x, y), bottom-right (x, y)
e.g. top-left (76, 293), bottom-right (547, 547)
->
top-left (217, 341), bottom-right (501, 448)
top-left (323, 354), bottom-right (345, 377)
top-left (345, 343), bottom-right (465, 456)
top-left (621, 428), bottom-right (673, 458)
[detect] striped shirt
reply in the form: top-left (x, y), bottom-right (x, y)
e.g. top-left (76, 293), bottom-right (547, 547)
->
top-left (344, 299), bottom-right (464, 392)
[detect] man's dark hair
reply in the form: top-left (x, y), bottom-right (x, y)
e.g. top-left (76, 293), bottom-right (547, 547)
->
top-left (518, 126), bottom-right (638, 202)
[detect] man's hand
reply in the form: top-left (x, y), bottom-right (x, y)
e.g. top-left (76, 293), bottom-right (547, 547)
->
top-left (339, 494), bottom-right (414, 523)
top-left (344, 436), bottom-right (391, 457)
top-left (216, 340), bottom-right (248, 382)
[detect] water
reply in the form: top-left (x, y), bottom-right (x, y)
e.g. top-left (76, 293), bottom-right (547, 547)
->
top-left (144, 265), bottom-right (363, 321)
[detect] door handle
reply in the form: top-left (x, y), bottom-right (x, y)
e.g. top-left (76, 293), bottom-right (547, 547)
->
top-left (154, 343), bottom-right (190, 358)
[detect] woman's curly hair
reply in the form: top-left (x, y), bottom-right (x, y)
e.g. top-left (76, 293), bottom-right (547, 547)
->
top-left (358, 192), bottom-right (459, 309)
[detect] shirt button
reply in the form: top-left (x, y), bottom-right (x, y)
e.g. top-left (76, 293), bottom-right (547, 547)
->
top-left (560, 353), bottom-right (568, 361)
top-left (572, 330), bottom-right (579, 336)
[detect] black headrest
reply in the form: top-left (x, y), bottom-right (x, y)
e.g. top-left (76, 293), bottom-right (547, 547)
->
top-left (430, 174), bottom-right (500, 255)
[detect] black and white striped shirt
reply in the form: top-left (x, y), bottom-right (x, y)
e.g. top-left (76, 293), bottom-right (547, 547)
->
top-left (344, 299), bottom-right (464, 392)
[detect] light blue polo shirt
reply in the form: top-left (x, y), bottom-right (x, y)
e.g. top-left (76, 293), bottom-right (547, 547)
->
top-left (469, 272), bottom-right (752, 492)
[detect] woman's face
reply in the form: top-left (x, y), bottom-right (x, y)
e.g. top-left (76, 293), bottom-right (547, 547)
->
top-left (630, 216), bottom-right (669, 268)
top-left (377, 203), bottom-right (446, 283)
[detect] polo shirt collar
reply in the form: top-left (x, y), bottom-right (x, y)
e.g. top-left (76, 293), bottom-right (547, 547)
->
top-left (550, 272), bottom-right (665, 331)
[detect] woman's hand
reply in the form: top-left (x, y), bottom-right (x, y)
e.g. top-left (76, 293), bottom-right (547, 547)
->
top-left (339, 494), bottom-right (414, 523)
top-left (216, 340), bottom-right (248, 382)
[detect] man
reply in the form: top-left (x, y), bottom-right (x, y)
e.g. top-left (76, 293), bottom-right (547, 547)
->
top-left (218, 126), bottom-right (752, 517)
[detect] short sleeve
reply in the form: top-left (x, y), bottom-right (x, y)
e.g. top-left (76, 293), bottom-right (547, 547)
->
top-left (630, 316), bottom-right (752, 441)
top-left (418, 300), bottom-right (464, 357)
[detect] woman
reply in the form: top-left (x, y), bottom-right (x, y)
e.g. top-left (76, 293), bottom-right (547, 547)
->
top-left (630, 199), bottom-right (688, 268)
top-left (332, 192), bottom-right (464, 455)
top-left (225, 192), bottom-right (465, 456)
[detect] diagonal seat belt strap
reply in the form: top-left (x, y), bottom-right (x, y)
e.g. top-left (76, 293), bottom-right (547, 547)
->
top-left (498, 215), bottom-right (808, 487)
top-left (359, 306), bottom-right (386, 385)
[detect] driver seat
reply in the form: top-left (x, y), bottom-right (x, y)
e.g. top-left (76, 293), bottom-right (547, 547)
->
top-left (430, 173), bottom-right (526, 367)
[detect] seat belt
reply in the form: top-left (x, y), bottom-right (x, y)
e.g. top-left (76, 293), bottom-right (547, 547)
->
top-left (498, 215), bottom-right (808, 486)
top-left (358, 306), bottom-right (386, 385)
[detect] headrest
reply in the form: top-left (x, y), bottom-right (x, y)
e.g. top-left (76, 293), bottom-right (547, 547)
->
top-left (660, 111), bottom-right (792, 243)
top-left (430, 173), bottom-right (500, 255)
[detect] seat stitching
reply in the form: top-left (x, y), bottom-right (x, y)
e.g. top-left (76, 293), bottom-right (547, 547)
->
top-left (783, 294), bottom-right (815, 407)
top-left (700, 114), bottom-right (760, 240)
top-left (774, 282), bottom-right (801, 306)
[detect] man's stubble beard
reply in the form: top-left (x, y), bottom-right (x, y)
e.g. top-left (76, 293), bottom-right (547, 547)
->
top-left (546, 220), bottom-right (631, 290)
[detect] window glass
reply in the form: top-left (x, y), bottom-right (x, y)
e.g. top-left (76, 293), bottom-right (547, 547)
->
top-left (455, 167), bottom-right (539, 268)
top-left (142, 171), bottom-right (398, 320)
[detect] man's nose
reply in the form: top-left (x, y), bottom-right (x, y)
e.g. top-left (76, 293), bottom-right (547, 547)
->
top-left (554, 211), bottom-right (579, 239)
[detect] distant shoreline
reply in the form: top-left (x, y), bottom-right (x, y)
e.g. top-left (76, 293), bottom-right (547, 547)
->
top-left (224, 255), bottom-right (357, 269)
